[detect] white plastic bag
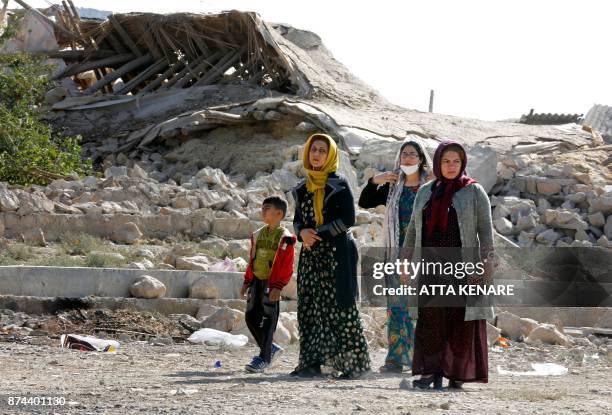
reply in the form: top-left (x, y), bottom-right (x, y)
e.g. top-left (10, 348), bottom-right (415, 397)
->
top-left (187, 328), bottom-right (248, 347)
top-left (497, 363), bottom-right (567, 376)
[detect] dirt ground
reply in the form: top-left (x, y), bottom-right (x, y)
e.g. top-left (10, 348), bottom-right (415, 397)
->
top-left (1, 335), bottom-right (611, 415)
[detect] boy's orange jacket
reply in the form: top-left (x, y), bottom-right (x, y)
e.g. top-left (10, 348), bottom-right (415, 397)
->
top-left (243, 226), bottom-right (297, 291)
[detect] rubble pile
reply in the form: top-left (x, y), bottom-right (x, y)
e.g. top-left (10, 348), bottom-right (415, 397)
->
top-left (491, 144), bottom-right (612, 248)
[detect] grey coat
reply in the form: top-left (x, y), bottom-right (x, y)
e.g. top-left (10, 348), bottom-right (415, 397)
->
top-left (403, 180), bottom-right (495, 321)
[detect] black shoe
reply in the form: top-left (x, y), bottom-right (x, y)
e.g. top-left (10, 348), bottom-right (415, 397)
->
top-left (449, 380), bottom-right (464, 389)
top-left (413, 375), bottom-right (443, 390)
top-left (379, 362), bottom-right (403, 374)
top-left (290, 365), bottom-right (321, 378)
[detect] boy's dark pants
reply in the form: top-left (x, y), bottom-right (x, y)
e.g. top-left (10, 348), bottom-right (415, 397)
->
top-left (245, 278), bottom-right (280, 363)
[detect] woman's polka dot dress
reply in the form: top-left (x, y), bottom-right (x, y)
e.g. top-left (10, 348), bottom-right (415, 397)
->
top-left (296, 191), bottom-right (371, 377)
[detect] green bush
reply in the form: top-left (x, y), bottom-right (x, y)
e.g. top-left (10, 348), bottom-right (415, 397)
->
top-left (60, 232), bottom-right (108, 255)
top-left (0, 53), bottom-right (91, 185)
top-left (6, 243), bottom-right (33, 261)
top-left (86, 252), bottom-right (124, 268)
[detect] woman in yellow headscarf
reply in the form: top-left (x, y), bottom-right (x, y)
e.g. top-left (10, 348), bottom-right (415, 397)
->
top-left (290, 133), bottom-right (371, 379)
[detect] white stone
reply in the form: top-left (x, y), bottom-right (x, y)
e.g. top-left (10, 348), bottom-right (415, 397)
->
top-left (537, 179), bottom-right (561, 196)
top-left (130, 164), bottom-right (148, 180)
top-left (176, 256), bottom-right (210, 271)
top-left (111, 222), bottom-right (143, 244)
top-left (189, 277), bottom-right (219, 299)
top-left (496, 311), bottom-right (539, 340)
top-left (104, 166), bottom-right (128, 179)
top-left (129, 275), bottom-right (166, 299)
top-left (200, 307), bottom-right (244, 332)
top-left (196, 304), bottom-right (221, 321)
top-left (536, 229), bottom-right (561, 245)
top-left (227, 240), bottom-right (250, 261)
top-left (136, 249), bottom-right (155, 259)
top-left (273, 321), bottom-right (292, 345)
top-left (588, 212), bottom-right (606, 227)
top-left (0, 185), bottom-right (19, 211)
top-left (494, 217), bottom-right (513, 235)
top-left (525, 324), bottom-right (570, 346)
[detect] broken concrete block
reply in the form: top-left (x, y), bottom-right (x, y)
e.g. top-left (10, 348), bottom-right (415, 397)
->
top-left (466, 145), bottom-right (497, 193)
top-left (494, 217), bottom-right (514, 235)
top-left (525, 324), bottom-right (570, 346)
top-left (536, 228), bottom-right (561, 245)
top-left (537, 179), bottom-right (561, 196)
top-left (589, 195), bottom-right (612, 215)
top-left (496, 311), bottom-right (539, 340)
top-left (201, 307), bottom-right (244, 332)
top-left (588, 212), bottom-right (606, 227)
top-left (515, 214), bottom-right (538, 231)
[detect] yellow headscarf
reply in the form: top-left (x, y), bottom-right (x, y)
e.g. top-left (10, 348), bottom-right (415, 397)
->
top-left (303, 133), bottom-right (339, 227)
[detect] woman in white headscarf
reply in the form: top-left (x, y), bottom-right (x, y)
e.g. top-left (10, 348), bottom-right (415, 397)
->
top-left (358, 137), bottom-right (432, 373)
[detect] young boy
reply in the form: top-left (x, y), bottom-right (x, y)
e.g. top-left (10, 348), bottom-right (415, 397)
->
top-left (241, 196), bottom-right (296, 373)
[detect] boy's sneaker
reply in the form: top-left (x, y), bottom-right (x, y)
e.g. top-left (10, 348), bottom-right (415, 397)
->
top-left (245, 356), bottom-right (268, 373)
top-left (270, 343), bottom-right (284, 363)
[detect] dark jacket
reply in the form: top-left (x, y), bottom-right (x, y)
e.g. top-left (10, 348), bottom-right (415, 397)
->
top-left (358, 177), bottom-right (390, 208)
top-left (291, 173), bottom-right (359, 308)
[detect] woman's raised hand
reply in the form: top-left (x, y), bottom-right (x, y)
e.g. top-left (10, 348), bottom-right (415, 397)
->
top-left (300, 228), bottom-right (322, 250)
top-left (372, 171), bottom-right (399, 185)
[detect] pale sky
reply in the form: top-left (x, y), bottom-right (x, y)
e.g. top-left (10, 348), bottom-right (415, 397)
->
top-left (12, 0), bottom-right (612, 120)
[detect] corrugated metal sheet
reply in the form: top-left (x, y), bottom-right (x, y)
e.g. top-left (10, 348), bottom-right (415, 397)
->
top-left (519, 109), bottom-right (582, 125)
top-left (582, 104), bottom-right (612, 139)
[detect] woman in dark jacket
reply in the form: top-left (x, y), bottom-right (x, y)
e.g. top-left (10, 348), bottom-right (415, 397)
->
top-left (359, 138), bottom-right (432, 373)
top-left (291, 133), bottom-right (371, 379)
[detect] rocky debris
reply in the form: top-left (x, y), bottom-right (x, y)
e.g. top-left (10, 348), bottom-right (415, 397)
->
top-left (129, 275), bottom-right (166, 299)
top-left (492, 149), bottom-right (611, 248)
top-left (111, 222), bottom-right (143, 245)
top-left (200, 307), bottom-right (244, 332)
top-left (189, 277), bottom-right (219, 299)
top-left (487, 322), bottom-right (502, 346)
top-left (176, 255), bottom-right (210, 271)
top-left (495, 311), bottom-right (539, 340)
top-left (525, 324), bottom-right (571, 346)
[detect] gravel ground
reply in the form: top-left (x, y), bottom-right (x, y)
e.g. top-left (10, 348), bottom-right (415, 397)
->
top-left (1, 336), bottom-right (611, 414)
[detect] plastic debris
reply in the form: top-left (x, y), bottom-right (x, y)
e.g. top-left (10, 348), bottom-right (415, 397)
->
top-left (60, 334), bottom-right (120, 352)
top-left (497, 363), bottom-right (568, 376)
top-left (187, 328), bottom-right (248, 347)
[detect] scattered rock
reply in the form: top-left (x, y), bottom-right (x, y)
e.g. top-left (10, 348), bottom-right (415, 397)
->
top-left (176, 255), bottom-right (210, 271)
top-left (525, 323), bottom-right (570, 346)
top-left (129, 275), bottom-right (166, 299)
top-left (200, 307), bottom-right (244, 332)
top-left (21, 228), bottom-right (46, 247)
top-left (189, 277), bottom-right (219, 299)
top-left (111, 222), bottom-right (143, 244)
